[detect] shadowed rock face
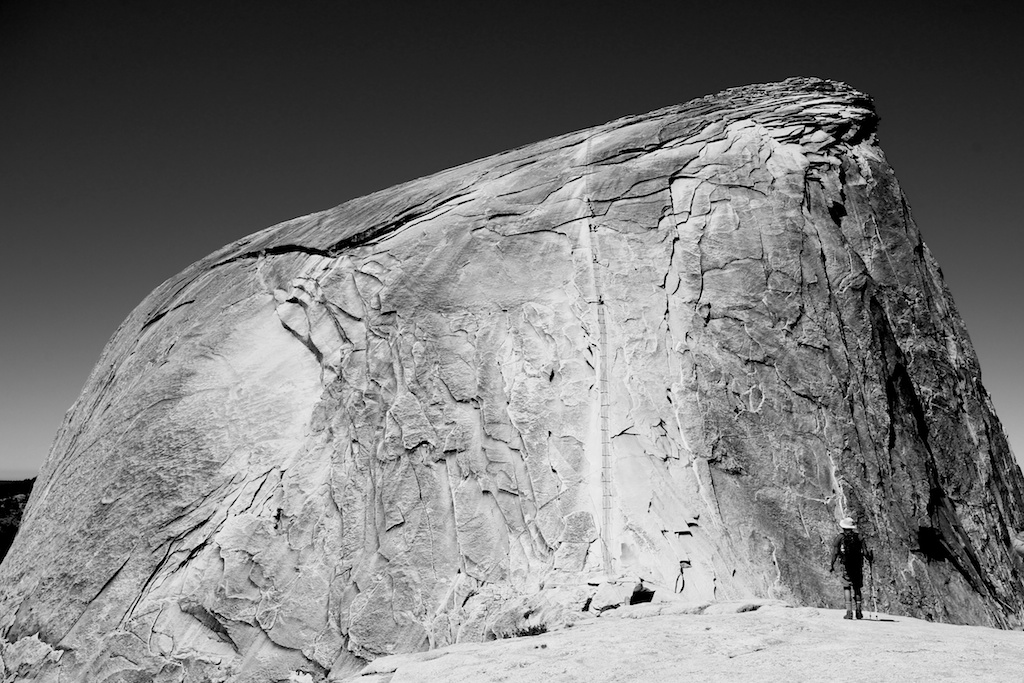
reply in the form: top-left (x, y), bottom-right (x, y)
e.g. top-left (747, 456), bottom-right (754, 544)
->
top-left (2, 77), bottom-right (1023, 681)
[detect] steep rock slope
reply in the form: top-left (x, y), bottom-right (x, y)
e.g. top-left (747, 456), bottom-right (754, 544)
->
top-left (2, 78), bottom-right (1023, 682)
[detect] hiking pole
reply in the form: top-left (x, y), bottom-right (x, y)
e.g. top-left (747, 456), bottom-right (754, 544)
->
top-left (869, 561), bottom-right (878, 620)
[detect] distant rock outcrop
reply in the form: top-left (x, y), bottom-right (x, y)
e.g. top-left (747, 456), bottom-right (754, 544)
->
top-left (0, 479), bottom-right (33, 564)
top-left (2, 78), bottom-right (1023, 682)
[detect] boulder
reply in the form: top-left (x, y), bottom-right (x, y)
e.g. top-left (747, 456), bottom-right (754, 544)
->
top-left (2, 77), bottom-right (1023, 682)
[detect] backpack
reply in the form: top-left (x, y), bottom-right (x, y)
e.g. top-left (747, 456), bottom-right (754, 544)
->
top-left (838, 531), bottom-right (863, 570)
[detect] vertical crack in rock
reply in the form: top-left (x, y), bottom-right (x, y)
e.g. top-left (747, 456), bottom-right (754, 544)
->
top-left (4, 78), bottom-right (1023, 681)
top-left (581, 186), bottom-right (616, 576)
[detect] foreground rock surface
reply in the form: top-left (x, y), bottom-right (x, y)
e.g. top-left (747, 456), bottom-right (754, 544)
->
top-left (2, 77), bottom-right (1023, 681)
top-left (340, 602), bottom-right (1024, 683)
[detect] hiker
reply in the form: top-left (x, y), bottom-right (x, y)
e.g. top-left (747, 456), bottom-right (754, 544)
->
top-left (829, 516), bottom-right (873, 619)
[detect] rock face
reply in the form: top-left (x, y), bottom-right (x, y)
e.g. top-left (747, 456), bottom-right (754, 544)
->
top-left (2, 77), bottom-right (1023, 682)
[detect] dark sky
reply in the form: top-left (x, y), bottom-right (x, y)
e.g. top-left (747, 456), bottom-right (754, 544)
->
top-left (1, 1), bottom-right (1021, 478)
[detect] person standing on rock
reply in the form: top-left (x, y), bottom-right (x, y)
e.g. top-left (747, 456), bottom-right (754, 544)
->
top-left (829, 516), bottom-right (873, 619)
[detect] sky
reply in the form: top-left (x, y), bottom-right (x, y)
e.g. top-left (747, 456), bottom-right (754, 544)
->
top-left (1, 1), bottom-right (1021, 479)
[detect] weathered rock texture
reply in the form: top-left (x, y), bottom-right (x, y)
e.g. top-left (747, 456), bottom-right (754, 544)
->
top-left (2, 77), bottom-right (1023, 682)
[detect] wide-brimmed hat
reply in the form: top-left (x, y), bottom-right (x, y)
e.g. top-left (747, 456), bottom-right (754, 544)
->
top-left (839, 516), bottom-right (857, 530)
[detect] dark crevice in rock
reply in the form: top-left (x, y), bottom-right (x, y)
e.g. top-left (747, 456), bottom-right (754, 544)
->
top-left (827, 201), bottom-right (847, 227)
top-left (916, 525), bottom-right (949, 562)
top-left (140, 299), bottom-right (196, 332)
top-left (180, 599), bottom-right (240, 652)
top-left (327, 191), bottom-right (474, 252)
top-left (48, 553), bottom-right (132, 645)
top-left (214, 243), bottom-right (335, 268)
top-left (829, 114), bottom-right (880, 147)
